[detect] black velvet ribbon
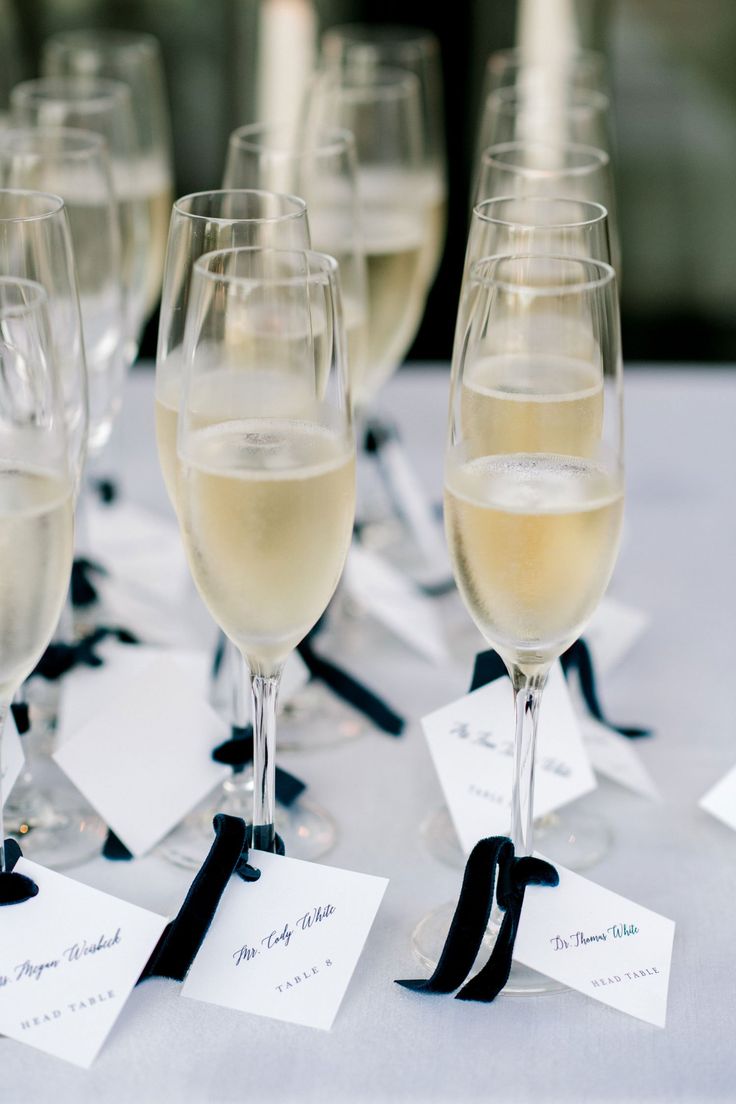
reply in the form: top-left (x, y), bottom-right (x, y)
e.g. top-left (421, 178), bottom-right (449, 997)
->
top-left (71, 556), bottom-right (108, 609)
top-left (10, 701), bottom-right (30, 736)
top-left (137, 813), bottom-right (281, 985)
top-left (28, 624), bottom-right (139, 683)
top-left (297, 635), bottom-right (405, 737)
top-left (212, 724), bottom-right (307, 806)
top-left (471, 640), bottom-right (651, 739)
top-left (0, 839), bottom-right (39, 906)
top-left (396, 836), bottom-right (558, 1002)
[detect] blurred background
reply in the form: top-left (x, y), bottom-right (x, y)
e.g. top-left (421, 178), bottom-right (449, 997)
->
top-left (2, 0), bottom-right (735, 364)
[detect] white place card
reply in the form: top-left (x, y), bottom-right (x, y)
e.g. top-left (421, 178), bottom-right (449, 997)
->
top-left (1, 710), bottom-right (24, 803)
top-left (0, 859), bottom-right (168, 1067)
top-left (343, 543), bottom-right (449, 665)
top-left (513, 855), bottom-right (675, 1028)
top-left (56, 643), bottom-right (310, 750)
top-left (372, 434), bottom-right (452, 586)
top-left (182, 852), bottom-right (388, 1030)
top-left (699, 764), bottom-right (736, 832)
top-left (422, 664), bottom-right (597, 855)
top-left (585, 597), bottom-right (650, 676)
top-left (581, 716), bottom-right (660, 801)
top-left (54, 657), bottom-right (231, 856)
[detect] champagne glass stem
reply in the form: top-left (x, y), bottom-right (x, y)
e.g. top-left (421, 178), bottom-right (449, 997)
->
top-left (0, 698), bottom-right (8, 872)
top-left (223, 638), bottom-right (254, 810)
top-left (509, 663), bottom-right (550, 856)
top-left (249, 661), bottom-right (280, 852)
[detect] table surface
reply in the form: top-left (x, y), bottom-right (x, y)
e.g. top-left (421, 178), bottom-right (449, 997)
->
top-left (5, 364), bottom-right (736, 1104)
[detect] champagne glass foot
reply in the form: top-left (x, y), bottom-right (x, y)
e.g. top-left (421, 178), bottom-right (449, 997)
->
top-left (421, 805), bottom-right (612, 873)
top-left (278, 681), bottom-right (367, 751)
top-left (159, 789), bottom-right (337, 869)
top-left (5, 791), bottom-right (107, 869)
top-left (411, 902), bottom-right (566, 995)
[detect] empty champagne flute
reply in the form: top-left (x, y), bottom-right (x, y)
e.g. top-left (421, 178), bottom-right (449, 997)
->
top-left (412, 254), bottom-right (624, 992)
top-left (42, 28), bottom-right (174, 323)
top-left (0, 278), bottom-right (76, 876)
top-left (175, 247), bottom-right (355, 853)
top-left (10, 76), bottom-right (149, 363)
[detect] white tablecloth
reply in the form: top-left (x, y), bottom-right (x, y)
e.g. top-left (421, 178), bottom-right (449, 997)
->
top-left (5, 364), bottom-right (736, 1103)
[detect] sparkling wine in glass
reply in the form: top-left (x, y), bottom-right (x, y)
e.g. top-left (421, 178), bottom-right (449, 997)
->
top-left (413, 254), bottom-right (624, 992)
top-left (0, 127), bottom-right (125, 456)
top-left (176, 247), bottom-right (355, 852)
top-left (42, 29), bottom-right (174, 324)
top-left (10, 76), bottom-right (149, 363)
top-left (0, 278), bottom-right (75, 875)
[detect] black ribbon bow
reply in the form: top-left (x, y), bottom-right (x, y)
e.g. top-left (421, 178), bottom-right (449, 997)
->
top-left (471, 640), bottom-right (651, 739)
top-left (396, 836), bottom-right (558, 1002)
top-left (0, 839), bottom-right (39, 906)
top-left (212, 724), bottom-right (307, 807)
top-left (29, 624), bottom-right (139, 683)
top-left (71, 556), bottom-right (108, 609)
top-left (138, 813), bottom-right (281, 985)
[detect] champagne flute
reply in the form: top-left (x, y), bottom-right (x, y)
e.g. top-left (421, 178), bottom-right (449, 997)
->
top-left (156, 194), bottom-right (339, 866)
top-left (223, 123), bottom-right (367, 401)
top-left (304, 66), bottom-right (428, 410)
top-left (0, 190), bottom-right (102, 868)
top-left (42, 29), bottom-right (174, 323)
top-left (320, 23), bottom-right (447, 287)
top-left (0, 128), bottom-right (125, 456)
top-left (413, 254), bottom-right (624, 992)
top-left (10, 76), bottom-right (148, 363)
top-left (176, 246), bottom-right (355, 853)
top-left (483, 47), bottom-right (608, 96)
top-left (425, 197), bottom-right (615, 870)
top-left (0, 278), bottom-right (75, 876)
top-left (475, 141), bottom-right (620, 273)
top-left (478, 86), bottom-right (613, 156)
top-left (156, 190), bottom-right (310, 507)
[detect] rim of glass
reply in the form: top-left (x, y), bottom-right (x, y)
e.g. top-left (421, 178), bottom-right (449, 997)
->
top-left (486, 46), bottom-right (607, 76)
top-left (488, 85), bottom-right (610, 115)
top-left (468, 253), bottom-right (616, 295)
top-left (173, 189), bottom-right (308, 225)
top-left (329, 64), bottom-right (421, 102)
top-left (228, 122), bottom-right (355, 159)
top-left (0, 126), bottom-right (107, 157)
top-left (0, 274), bottom-right (48, 316)
top-left (11, 76), bottom-right (130, 109)
top-left (193, 246), bottom-right (339, 289)
top-left (322, 23), bottom-right (439, 58)
top-left (472, 195), bottom-right (608, 230)
top-left (480, 141), bottom-right (610, 175)
top-left (0, 188), bottom-right (66, 222)
top-left (45, 28), bottom-right (160, 57)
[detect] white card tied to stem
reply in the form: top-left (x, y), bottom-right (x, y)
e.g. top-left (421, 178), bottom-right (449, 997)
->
top-left (0, 860), bottom-right (168, 1067)
top-left (182, 852), bottom-right (388, 1030)
top-left (699, 763), bottom-right (736, 832)
top-left (342, 543), bottom-right (449, 665)
top-left (1, 708), bottom-right (24, 803)
top-left (513, 855), bottom-right (675, 1028)
top-left (422, 664), bottom-right (596, 855)
top-left (54, 656), bottom-right (231, 857)
top-left (584, 596), bottom-right (650, 676)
